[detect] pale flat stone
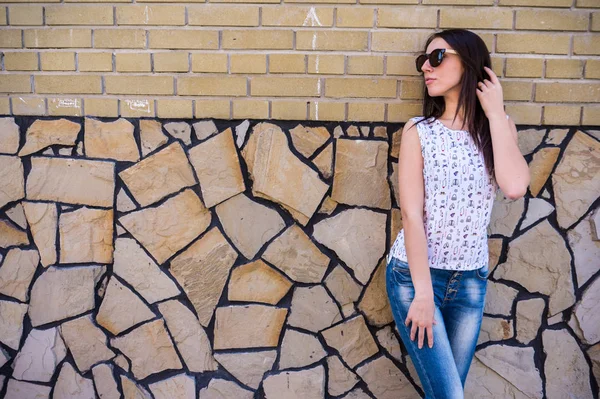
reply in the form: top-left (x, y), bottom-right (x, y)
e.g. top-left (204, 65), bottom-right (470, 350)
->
top-left (478, 316), bottom-right (513, 345)
top-left (113, 355), bottom-right (130, 372)
top-left (58, 147), bottom-right (72, 156)
top-left (170, 227), bottom-right (238, 326)
top-left (359, 259), bottom-right (393, 327)
top-left (389, 208), bottom-right (403, 248)
top-left (228, 260), bottom-right (292, 305)
top-left (356, 355), bottom-right (420, 399)
top-left (164, 122), bottom-right (191, 145)
top-left (312, 142), bottom-right (333, 179)
top-left (376, 326), bottom-right (402, 361)
top-left (263, 224), bottom-right (329, 283)
top-left (29, 265), bottom-right (105, 327)
top-left (517, 128), bottom-right (545, 155)
top-left (76, 141), bottom-right (83, 155)
top-left (549, 313), bottom-right (563, 326)
top-left (116, 189), bottom-right (136, 213)
top-left (19, 119), bottom-right (80, 156)
top-left (0, 219), bottom-right (28, 248)
top-left (59, 207), bottom-right (113, 264)
top-left (199, 378), bottom-right (254, 399)
top-left (333, 125), bottom-right (343, 138)
top-left (263, 365), bottom-right (325, 399)
top-left (289, 124), bottom-right (330, 158)
top-left (121, 375), bottom-right (152, 399)
top-left (0, 155), bottom-right (24, 209)
top-left (340, 388), bottom-right (371, 399)
top-left (12, 327), bottom-right (67, 382)
top-left (488, 238), bottom-right (502, 272)
top-left (119, 142), bottom-right (197, 207)
top-left (390, 162), bottom-right (400, 207)
top-left (515, 298), bottom-right (544, 345)
top-left (568, 212), bottom-right (600, 288)
top-left (390, 127), bottom-right (402, 158)
top-left (546, 129), bottom-right (568, 145)
top-left (111, 319), bottom-right (182, 380)
top-left (6, 203), bottom-right (27, 229)
top-left (324, 265), bottom-right (362, 310)
top-left (27, 156), bottom-right (115, 207)
top-left (60, 314), bottom-right (115, 372)
top-left (0, 300), bottom-right (27, 350)
top-left (572, 276), bottom-right (600, 345)
top-left (321, 315), bottom-right (378, 368)
top-left (53, 362), bottom-right (95, 399)
top-left (464, 358), bottom-right (529, 399)
top-left (119, 189), bottom-right (212, 264)
top-left (331, 139), bottom-right (391, 210)
top-left (541, 188), bottom-right (551, 199)
top-left (149, 374), bottom-right (196, 399)
top-left (242, 122), bottom-right (329, 225)
top-left (313, 208), bottom-right (387, 284)
top-left (318, 196), bottom-right (337, 215)
top-left (84, 118), bottom-right (139, 162)
top-left (495, 220), bottom-right (574, 316)
top-left (96, 277), bottom-right (155, 335)
top-left (193, 120), bottom-right (218, 141)
top-left (475, 345), bottom-right (542, 399)
top-left (488, 191), bottom-right (525, 236)
top-left (280, 328), bottom-right (327, 369)
top-left (235, 120), bottom-right (250, 148)
top-left (543, 329), bottom-right (593, 399)
top-left (591, 208), bottom-right (600, 240)
top-left (0, 117), bottom-right (20, 154)
top-left (374, 126), bottom-right (387, 138)
top-left (288, 285), bottom-right (341, 333)
top-left (23, 201), bottom-right (57, 267)
top-left (0, 248), bottom-right (39, 301)
top-left (521, 198), bottom-right (554, 230)
top-left (405, 356), bottom-right (423, 390)
top-left (42, 148), bottom-right (54, 155)
top-left (213, 350), bottom-right (276, 390)
top-left (484, 281), bottom-right (519, 316)
top-left (215, 193), bottom-right (285, 259)
top-left (139, 119), bottom-right (168, 157)
top-left (346, 126), bottom-right (360, 137)
top-left (553, 131), bottom-right (600, 228)
top-left (113, 237), bottom-right (180, 304)
top-left (188, 128), bottom-right (246, 208)
top-left (528, 147), bottom-right (560, 197)
top-left (360, 126), bottom-right (369, 136)
top-left (92, 364), bottom-right (120, 399)
top-left (213, 305), bottom-right (287, 350)
top-left (5, 380), bottom-right (51, 399)
top-left (116, 223), bottom-right (126, 236)
top-left (588, 343), bottom-right (600, 389)
top-left (158, 300), bottom-right (218, 373)
top-left (327, 356), bottom-right (358, 396)
top-left (0, 346), bottom-right (9, 368)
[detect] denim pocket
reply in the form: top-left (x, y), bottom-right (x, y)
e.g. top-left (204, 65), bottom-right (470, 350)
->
top-left (391, 258), bottom-right (411, 275)
top-left (475, 265), bottom-right (489, 280)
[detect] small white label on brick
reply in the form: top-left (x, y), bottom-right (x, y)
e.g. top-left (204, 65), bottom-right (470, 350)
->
top-left (125, 99), bottom-right (151, 113)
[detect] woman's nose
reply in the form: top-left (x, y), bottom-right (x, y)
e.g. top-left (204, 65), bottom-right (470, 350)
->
top-left (421, 59), bottom-right (433, 73)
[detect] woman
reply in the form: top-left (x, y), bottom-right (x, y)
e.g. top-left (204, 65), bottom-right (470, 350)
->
top-left (386, 29), bottom-right (530, 398)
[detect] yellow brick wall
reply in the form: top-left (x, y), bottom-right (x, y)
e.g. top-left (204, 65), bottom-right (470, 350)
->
top-left (0, 0), bottom-right (598, 124)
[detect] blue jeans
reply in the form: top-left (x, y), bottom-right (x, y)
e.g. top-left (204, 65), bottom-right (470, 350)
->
top-left (385, 256), bottom-right (488, 399)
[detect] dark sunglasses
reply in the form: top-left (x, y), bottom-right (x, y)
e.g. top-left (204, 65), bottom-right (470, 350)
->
top-left (415, 48), bottom-right (459, 73)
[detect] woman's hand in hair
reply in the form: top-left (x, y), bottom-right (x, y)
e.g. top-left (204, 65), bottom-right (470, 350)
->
top-left (476, 66), bottom-right (505, 120)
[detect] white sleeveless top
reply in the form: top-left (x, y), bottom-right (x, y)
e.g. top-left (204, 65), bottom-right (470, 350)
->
top-left (388, 116), bottom-right (498, 271)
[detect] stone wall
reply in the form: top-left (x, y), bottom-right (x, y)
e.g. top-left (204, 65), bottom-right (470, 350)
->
top-left (0, 116), bottom-right (598, 399)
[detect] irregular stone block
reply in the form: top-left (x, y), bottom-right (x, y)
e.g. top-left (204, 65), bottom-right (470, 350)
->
top-left (340, 388), bottom-right (371, 399)
top-left (263, 365), bottom-right (325, 399)
top-left (588, 343), bottom-right (600, 391)
top-left (12, 327), bottom-right (67, 382)
top-left (0, 219), bottom-right (28, 248)
top-left (568, 213), bottom-right (600, 287)
top-left (358, 259), bottom-right (393, 327)
top-left (116, 188), bottom-right (136, 213)
top-left (0, 300), bottom-right (27, 350)
top-left (164, 122), bottom-right (191, 145)
top-left (19, 118), bottom-right (80, 156)
top-left (324, 265), bottom-right (362, 310)
top-left (321, 315), bottom-right (378, 368)
top-left (289, 124), bottom-right (330, 158)
top-left (5, 380), bottom-right (51, 399)
top-left (312, 142), bottom-right (333, 179)
top-left (356, 355), bottom-right (420, 399)
top-left (477, 316), bottom-right (513, 345)
top-left (390, 162), bottom-right (400, 207)
top-left (464, 358), bottom-right (529, 399)
top-left (517, 128), bottom-right (545, 156)
top-left (390, 127), bottom-right (401, 158)
top-left (121, 375), bottom-right (152, 399)
top-left (92, 364), bottom-right (120, 399)
top-left (60, 314), bottom-right (115, 373)
top-left (199, 379), bottom-right (253, 399)
top-left (572, 276), bottom-right (600, 345)
top-left (327, 356), bottom-right (359, 396)
top-left (59, 207), bottom-right (113, 264)
top-left (149, 374), bottom-right (196, 399)
top-left (515, 298), bottom-right (545, 345)
top-left (0, 117), bottom-right (20, 154)
top-left (521, 198), bottom-right (554, 230)
top-left (6, 203), bottom-right (26, 229)
top-left (53, 362), bottom-right (95, 399)
top-left (375, 326), bottom-right (402, 361)
top-left (22, 201), bottom-right (57, 267)
top-left (484, 281), bottom-right (519, 316)
top-left (193, 120), bottom-right (218, 141)
top-left (488, 192), bottom-right (525, 237)
top-left (235, 120), bottom-right (250, 148)
top-left (389, 208), bottom-right (403, 248)
top-left (213, 350), bottom-right (276, 390)
top-left (0, 155), bottom-right (24, 209)
top-left (288, 285), bottom-right (341, 333)
top-left (279, 328), bottom-right (326, 370)
top-left (227, 260), bottom-right (292, 305)
top-left (528, 147), bottom-right (560, 197)
top-left (84, 118), bottom-right (140, 162)
top-left (139, 119), bottom-right (168, 157)
top-left (0, 248), bottom-right (39, 301)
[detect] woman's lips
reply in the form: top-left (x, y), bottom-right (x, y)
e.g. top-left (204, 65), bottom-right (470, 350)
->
top-left (425, 78), bottom-right (436, 85)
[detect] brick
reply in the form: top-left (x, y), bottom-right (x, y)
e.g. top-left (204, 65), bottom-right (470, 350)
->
top-left (40, 52), bottom-right (76, 71)
top-left (372, 31), bottom-right (431, 52)
top-left (577, 0), bottom-right (600, 7)
top-left (9, 6), bottom-right (43, 25)
top-left (386, 55), bottom-right (420, 76)
top-left (120, 98), bottom-right (155, 117)
top-left (191, 53), bottom-right (228, 73)
top-left (25, 29), bottom-right (92, 48)
top-left (66, 0), bottom-right (128, 3)
top-left (348, 102), bottom-right (385, 122)
top-left (326, 78), bottom-right (396, 98)
top-left (262, 6), bottom-right (334, 27)
top-left (178, 76), bottom-right (247, 96)
top-left (271, 100), bottom-right (308, 120)
top-left (0, 98), bottom-right (9, 114)
top-left (251, 77), bottom-right (320, 97)
top-left (440, 7), bottom-right (513, 29)
top-left (336, 7), bottom-right (374, 28)
top-left (503, 81), bottom-right (532, 101)
top-left (231, 54), bottom-right (267, 74)
top-left (546, 59), bottom-right (584, 79)
top-left (4, 52), bottom-right (38, 71)
top-left (309, 101), bottom-right (345, 121)
top-left (582, 106), bottom-right (600, 125)
top-left (78, 52), bottom-right (113, 72)
top-left (0, 7), bottom-right (5, 25)
top-left (11, 97), bottom-right (45, 115)
top-left (287, 0), bottom-right (353, 3)
top-left (499, 0), bottom-right (571, 6)
top-left (574, 35), bottom-right (600, 56)
top-left (222, 30), bottom-right (293, 50)
top-left (308, 54), bottom-right (344, 74)
top-left (269, 54), bottom-right (306, 73)
top-left (400, 79), bottom-right (423, 100)
top-left (116, 5), bottom-right (185, 26)
top-left (105, 76), bottom-right (173, 95)
top-left (516, 10), bottom-right (588, 31)
top-left (377, 7), bottom-right (437, 28)
top-left (504, 103), bottom-right (541, 125)
top-left (195, 99), bottom-right (230, 119)
top-left (46, 5), bottom-right (113, 25)
top-left (84, 98), bottom-right (118, 117)
top-left (210, 0), bottom-right (278, 3)
top-left (149, 30), bottom-right (219, 50)
top-left (505, 58), bottom-right (543, 78)
top-left (116, 53), bottom-right (152, 72)
top-left (154, 52), bottom-right (189, 72)
top-left (543, 105), bottom-right (581, 125)
top-left (593, 12), bottom-right (600, 31)
top-left (94, 29), bottom-right (146, 49)
top-left (497, 33), bottom-right (570, 55)
top-left (156, 99), bottom-right (193, 118)
top-left (347, 55), bottom-right (384, 75)
top-left (189, 5), bottom-right (259, 26)
top-left (297, 31), bottom-right (368, 51)
top-left (36, 75), bottom-right (101, 94)
top-left (232, 99), bottom-right (269, 119)
top-left (422, 0), bottom-right (492, 4)
top-left (361, 0), bottom-right (417, 4)
top-left (585, 60), bottom-right (600, 79)
top-left (535, 82), bottom-right (600, 103)
top-left (0, 75), bottom-right (31, 93)
top-left (491, 57), bottom-right (504, 77)
top-left (387, 102), bottom-right (421, 122)
top-left (48, 97), bottom-right (82, 116)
